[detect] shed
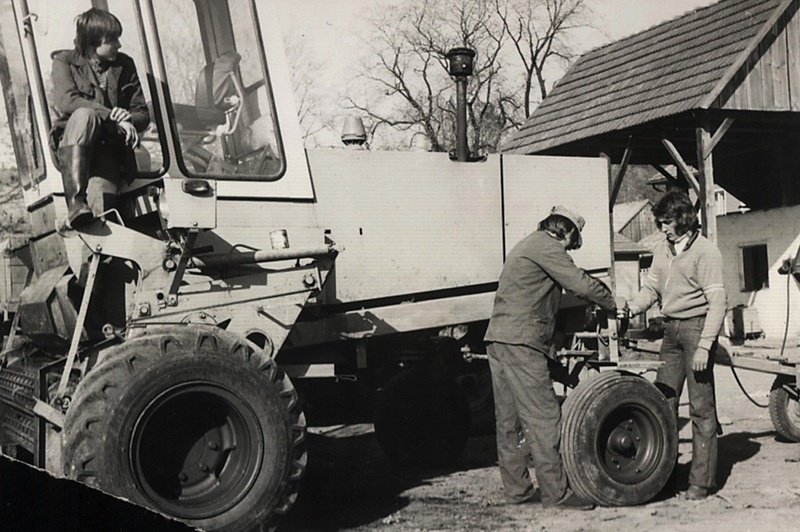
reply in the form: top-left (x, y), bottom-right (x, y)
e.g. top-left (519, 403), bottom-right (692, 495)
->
top-left (614, 199), bottom-right (655, 242)
top-left (504, 0), bottom-right (800, 243)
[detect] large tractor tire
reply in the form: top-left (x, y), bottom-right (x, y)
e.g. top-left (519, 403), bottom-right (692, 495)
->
top-left (374, 366), bottom-right (471, 468)
top-left (769, 376), bottom-right (800, 442)
top-left (62, 326), bottom-right (306, 532)
top-left (561, 371), bottom-right (677, 506)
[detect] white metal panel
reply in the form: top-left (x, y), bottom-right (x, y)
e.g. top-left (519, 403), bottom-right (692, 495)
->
top-left (162, 177), bottom-right (216, 229)
top-left (502, 154), bottom-right (612, 272)
top-left (306, 150), bottom-right (504, 302)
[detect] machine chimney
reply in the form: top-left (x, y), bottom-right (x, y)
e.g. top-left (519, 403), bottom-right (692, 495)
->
top-left (446, 47), bottom-right (475, 162)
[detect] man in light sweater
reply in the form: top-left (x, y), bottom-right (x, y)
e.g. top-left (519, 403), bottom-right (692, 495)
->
top-left (621, 191), bottom-right (727, 501)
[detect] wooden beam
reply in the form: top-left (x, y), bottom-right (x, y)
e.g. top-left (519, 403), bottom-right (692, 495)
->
top-left (705, 118), bottom-right (735, 158)
top-left (661, 138), bottom-right (701, 196)
top-left (609, 139), bottom-right (633, 208)
top-left (651, 164), bottom-right (685, 190)
top-left (696, 116), bottom-right (717, 242)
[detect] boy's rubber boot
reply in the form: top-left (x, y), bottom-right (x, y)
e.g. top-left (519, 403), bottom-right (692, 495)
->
top-left (58, 144), bottom-right (94, 228)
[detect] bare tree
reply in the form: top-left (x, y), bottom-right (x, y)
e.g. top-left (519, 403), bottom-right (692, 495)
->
top-left (351, 0), bottom-right (589, 152)
top-left (495, 0), bottom-right (591, 118)
top-left (284, 33), bottom-right (335, 147)
top-left (350, 0), bottom-right (516, 154)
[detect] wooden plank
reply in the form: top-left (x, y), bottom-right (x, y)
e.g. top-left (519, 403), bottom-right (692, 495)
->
top-left (661, 139), bottom-right (700, 196)
top-left (769, 20), bottom-right (791, 109)
top-left (718, 352), bottom-right (796, 376)
top-left (788, 5), bottom-right (800, 109)
top-left (758, 34), bottom-right (777, 110)
top-left (651, 164), bottom-right (686, 191)
top-left (609, 140), bottom-right (632, 208)
top-left (706, 118), bottom-right (735, 156)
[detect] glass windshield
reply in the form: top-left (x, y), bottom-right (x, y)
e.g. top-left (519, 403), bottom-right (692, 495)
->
top-left (153, 0), bottom-right (285, 180)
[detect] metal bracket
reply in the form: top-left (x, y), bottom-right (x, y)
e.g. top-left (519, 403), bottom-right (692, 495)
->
top-left (32, 398), bottom-right (65, 429)
top-left (56, 251), bottom-right (101, 399)
top-left (166, 230), bottom-right (199, 306)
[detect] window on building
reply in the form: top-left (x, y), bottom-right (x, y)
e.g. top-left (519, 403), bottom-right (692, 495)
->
top-left (741, 244), bottom-right (769, 292)
top-left (714, 189), bottom-right (727, 216)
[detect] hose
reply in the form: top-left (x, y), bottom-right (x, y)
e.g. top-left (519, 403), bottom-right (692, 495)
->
top-left (727, 268), bottom-right (792, 410)
top-left (729, 364), bottom-right (768, 408)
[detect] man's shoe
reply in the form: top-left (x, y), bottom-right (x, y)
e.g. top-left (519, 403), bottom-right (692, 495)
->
top-left (555, 492), bottom-right (595, 511)
top-left (504, 488), bottom-right (540, 505)
top-left (684, 485), bottom-right (708, 500)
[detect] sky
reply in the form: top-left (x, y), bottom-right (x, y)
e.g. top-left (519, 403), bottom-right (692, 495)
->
top-left (276, 0), bottom-right (719, 85)
top-left (0, 0), bottom-right (721, 157)
top-left (274, 0), bottom-right (720, 145)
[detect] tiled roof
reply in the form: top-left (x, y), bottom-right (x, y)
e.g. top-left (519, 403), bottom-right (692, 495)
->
top-left (504, 0), bottom-right (789, 154)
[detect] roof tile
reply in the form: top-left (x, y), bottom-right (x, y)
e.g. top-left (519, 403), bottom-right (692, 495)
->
top-left (504, 0), bottom-right (785, 153)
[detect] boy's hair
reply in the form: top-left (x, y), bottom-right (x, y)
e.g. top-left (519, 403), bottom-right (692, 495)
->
top-left (74, 8), bottom-right (122, 57)
top-left (538, 214), bottom-right (578, 243)
top-left (653, 191), bottom-right (699, 235)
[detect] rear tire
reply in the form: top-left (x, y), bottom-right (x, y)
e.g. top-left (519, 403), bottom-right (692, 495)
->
top-left (562, 371), bottom-right (677, 506)
top-left (769, 376), bottom-right (800, 442)
top-left (62, 326), bottom-right (305, 532)
top-left (374, 366), bottom-right (470, 467)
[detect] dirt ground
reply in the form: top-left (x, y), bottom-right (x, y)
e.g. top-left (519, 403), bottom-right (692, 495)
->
top-left (280, 363), bottom-right (800, 532)
top-left (1, 353), bottom-right (798, 531)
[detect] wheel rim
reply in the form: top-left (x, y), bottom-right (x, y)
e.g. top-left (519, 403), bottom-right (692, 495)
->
top-left (596, 403), bottom-right (664, 484)
top-left (131, 382), bottom-right (263, 519)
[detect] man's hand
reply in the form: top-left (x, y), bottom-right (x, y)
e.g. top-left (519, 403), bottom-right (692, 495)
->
top-left (109, 106), bottom-right (132, 123)
top-left (616, 302), bottom-right (630, 320)
top-left (692, 346), bottom-right (710, 372)
top-left (117, 121), bottom-right (139, 147)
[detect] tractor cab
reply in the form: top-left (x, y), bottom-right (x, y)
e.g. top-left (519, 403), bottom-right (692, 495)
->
top-left (3, 0), bottom-right (312, 231)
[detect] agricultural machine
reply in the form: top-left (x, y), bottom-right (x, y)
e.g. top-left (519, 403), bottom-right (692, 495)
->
top-left (0, 0), bottom-right (709, 530)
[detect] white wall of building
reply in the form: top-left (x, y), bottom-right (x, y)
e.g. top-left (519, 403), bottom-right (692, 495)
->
top-left (717, 205), bottom-right (800, 340)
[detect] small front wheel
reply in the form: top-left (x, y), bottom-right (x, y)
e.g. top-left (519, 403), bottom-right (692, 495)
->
top-left (769, 376), bottom-right (800, 442)
top-left (561, 371), bottom-right (677, 506)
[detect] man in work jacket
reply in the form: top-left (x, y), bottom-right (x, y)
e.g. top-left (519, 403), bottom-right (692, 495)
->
top-left (622, 191), bottom-right (726, 501)
top-left (484, 205), bottom-right (617, 510)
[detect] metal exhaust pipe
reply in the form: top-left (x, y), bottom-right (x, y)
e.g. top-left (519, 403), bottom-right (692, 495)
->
top-left (446, 48), bottom-right (475, 162)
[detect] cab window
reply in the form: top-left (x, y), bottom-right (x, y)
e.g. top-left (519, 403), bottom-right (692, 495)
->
top-left (153, 0), bottom-right (285, 180)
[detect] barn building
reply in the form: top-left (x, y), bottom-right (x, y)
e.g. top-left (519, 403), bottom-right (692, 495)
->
top-left (505, 0), bottom-right (800, 341)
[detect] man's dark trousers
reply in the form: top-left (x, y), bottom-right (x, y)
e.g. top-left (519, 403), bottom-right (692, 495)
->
top-left (656, 315), bottom-right (718, 490)
top-left (488, 342), bottom-right (567, 505)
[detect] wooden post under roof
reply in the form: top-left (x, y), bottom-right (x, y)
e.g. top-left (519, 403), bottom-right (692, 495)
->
top-left (696, 119), bottom-right (715, 242)
top-left (695, 115), bottom-right (734, 244)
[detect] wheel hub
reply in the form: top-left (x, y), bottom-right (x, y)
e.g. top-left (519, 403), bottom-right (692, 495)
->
top-left (598, 406), bottom-right (663, 484)
top-left (131, 383), bottom-right (263, 520)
